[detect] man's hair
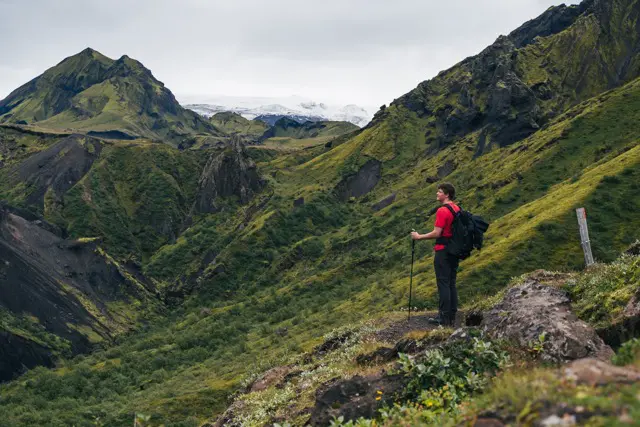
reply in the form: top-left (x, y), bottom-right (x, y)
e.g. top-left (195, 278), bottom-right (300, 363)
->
top-left (438, 182), bottom-right (456, 200)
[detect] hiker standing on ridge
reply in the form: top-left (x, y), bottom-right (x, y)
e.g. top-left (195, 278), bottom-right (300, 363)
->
top-left (410, 183), bottom-right (460, 326)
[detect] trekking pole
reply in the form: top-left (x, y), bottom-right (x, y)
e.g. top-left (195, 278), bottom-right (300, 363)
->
top-left (408, 230), bottom-right (416, 322)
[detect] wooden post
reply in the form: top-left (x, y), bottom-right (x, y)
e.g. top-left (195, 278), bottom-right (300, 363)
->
top-left (576, 208), bottom-right (595, 267)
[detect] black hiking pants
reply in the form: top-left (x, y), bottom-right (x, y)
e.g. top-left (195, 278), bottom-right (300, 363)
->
top-left (434, 250), bottom-right (459, 324)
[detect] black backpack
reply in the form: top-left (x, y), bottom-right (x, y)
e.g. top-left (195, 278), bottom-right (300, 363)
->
top-left (438, 204), bottom-right (489, 260)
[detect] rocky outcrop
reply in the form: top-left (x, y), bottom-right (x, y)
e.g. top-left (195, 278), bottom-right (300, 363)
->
top-left (308, 373), bottom-right (406, 426)
top-left (507, 2), bottom-right (592, 48)
top-left (335, 159), bottom-right (381, 201)
top-left (0, 202), bottom-right (158, 380)
top-left (0, 331), bottom-right (55, 382)
top-left (626, 240), bottom-right (640, 256)
top-left (563, 358), bottom-right (640, 386)
top-left (372, 193), bottom-right (396, 211)
top-left (193, 139), bottom-right (265, 213)
top-left (481, 279), bottom-right (614, 362)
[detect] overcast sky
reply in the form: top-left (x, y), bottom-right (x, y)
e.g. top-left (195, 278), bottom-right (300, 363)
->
top-left (0, 0), bottom-right (579, 107)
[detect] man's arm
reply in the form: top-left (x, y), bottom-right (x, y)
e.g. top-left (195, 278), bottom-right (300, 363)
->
top-left (411, 227), bottom-right (443, 241)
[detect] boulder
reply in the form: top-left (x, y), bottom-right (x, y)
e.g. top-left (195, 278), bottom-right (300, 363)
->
top-left (249, 365), bottom-right (295, 393)
top-left (625, 240), bottom-right (640, 256)
top-left (308, 373), bottom-right (406, 426)
top-left (437, 160), bottom-right (456, 178)
top-left (482, 279), bottom-right (614, 362)
top-left (563, 358), bottom-right (640, 386)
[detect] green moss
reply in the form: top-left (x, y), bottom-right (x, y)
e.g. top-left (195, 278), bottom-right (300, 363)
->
top-left (59, 143), bottom-right (203, 261)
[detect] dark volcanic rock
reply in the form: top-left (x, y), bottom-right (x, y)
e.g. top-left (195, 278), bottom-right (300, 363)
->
top-left (193, 139), bottom-right (265, 213)
top-left (437, 160), bottom-right (456, 178)
top-left (86, 130), bottom-right (138, 140)
top-left (507, 2), bottom-right (591, 48)
top-left (0, 331), bottom-right (54, 382)
top-left (625, 240), bottom-right (640, 256)
top-left (372, 193), bottom-right (396, 211)
top-left (482, 279), bottom-right (614, 362)
top-left (308, 373), bottom-right (406, 426)
top-left (313, 331), bottom-right (353, 357)
top-left (9, 134), bottom-right (102, 209)
top-left (293, 197), bottom-right (305, 207)
top-left (335, 159), bottom-right (381, 201)
top-left (0, 203), bottom-right (157, 379)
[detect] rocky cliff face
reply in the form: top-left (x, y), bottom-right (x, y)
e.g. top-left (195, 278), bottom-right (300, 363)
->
top-left (394, 0), bottom-right (640, 154)
top-left (193, 139), bottom-right (266, 213)
top-left (0, 202), bottom-right (159, 380)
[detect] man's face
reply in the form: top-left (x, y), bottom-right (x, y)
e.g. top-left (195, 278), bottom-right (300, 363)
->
top-left (436, 188), bottom-right (447, 202)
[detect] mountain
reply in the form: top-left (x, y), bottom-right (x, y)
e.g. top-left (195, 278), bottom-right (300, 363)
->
top-left (257, 117), bottom-right (359, 149)
top-left (0, 48), bottom-right (224, 147)
top-left (182, 95), bottom-right (374, 127)
top-left (208, 111), bottom-right (269, 143)
top-left (208, 112), bottom-right (359, 147)
top-left (1, 0), bottom-right (640, 425)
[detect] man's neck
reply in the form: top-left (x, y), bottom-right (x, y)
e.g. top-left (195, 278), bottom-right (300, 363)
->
top-left (441, 199), bottom-right (452, 205)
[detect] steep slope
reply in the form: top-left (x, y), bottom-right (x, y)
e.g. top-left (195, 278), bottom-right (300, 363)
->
top-left (0, 202), bottom-right (160, 381)
top-left (395, 0), bottom-right (640, 154)
top-left (0, 49), bottom-right (224, 147)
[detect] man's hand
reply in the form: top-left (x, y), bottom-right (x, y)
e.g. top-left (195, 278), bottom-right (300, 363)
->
top-left (410, 231), bottom-right (421, 240)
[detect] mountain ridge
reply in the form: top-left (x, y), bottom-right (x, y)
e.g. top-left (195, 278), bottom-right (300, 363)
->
top-left (0, 49), bottom-right (224, 147)
top-left (183, 95), bottom-right (374, 127)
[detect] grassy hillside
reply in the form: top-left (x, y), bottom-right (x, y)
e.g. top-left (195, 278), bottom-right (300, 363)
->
top-left (0, 70), bottom-right (638, 427)
top-left (1, 0), bottom-right (640, 425)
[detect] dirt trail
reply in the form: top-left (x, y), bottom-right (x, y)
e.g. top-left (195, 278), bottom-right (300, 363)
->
top-left (370, 312), bottom-right (464, 343)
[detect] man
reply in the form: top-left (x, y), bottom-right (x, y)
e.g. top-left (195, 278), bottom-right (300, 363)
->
top-left (410, 183), bottom-right (460, 326)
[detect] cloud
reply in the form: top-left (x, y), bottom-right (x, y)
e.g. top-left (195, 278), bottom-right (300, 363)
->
top-left (0, 0), bottom-right (580, 105)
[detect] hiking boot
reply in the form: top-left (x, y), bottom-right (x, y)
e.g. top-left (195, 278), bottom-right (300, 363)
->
top-left (450, 313), bottom-right (457, 327)
top-left (427, 314), bottom-right (451, 326)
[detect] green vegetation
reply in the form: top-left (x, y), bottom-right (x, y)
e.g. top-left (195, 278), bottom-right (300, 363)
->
top-left (59, 142), bottom-right (204, 261)
top-left (209, 111), bottom-right (269, 142)
top-left (0, 49), bottom-right (224, 147)
top-left (1, 75), bottom-right (638, 424)
top-left (2, 1), bottom-right (640, 425)
top-left (568, 254), bottom-right (640, 330)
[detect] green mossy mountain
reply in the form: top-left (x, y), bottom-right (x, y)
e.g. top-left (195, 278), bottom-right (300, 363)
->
top-left (208, 112), bottom-right (269, 143)
top-left (0, 48), bottom-right (224, 147)
top-left (395, 0), bottom-right (640, 154)
top-left (259, 117), bottom-right (359, 142)
top-left (1, 0), bottom-right (640, 425)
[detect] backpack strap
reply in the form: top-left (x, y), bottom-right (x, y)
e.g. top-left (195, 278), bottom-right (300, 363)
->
top-left (442, 203), bottom-right (457, 217)
top-left (435, 204), bottom-right (458, 245)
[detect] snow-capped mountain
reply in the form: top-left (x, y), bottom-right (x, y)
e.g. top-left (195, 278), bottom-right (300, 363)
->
top-left (179, 95), bottom-right (374, 127)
